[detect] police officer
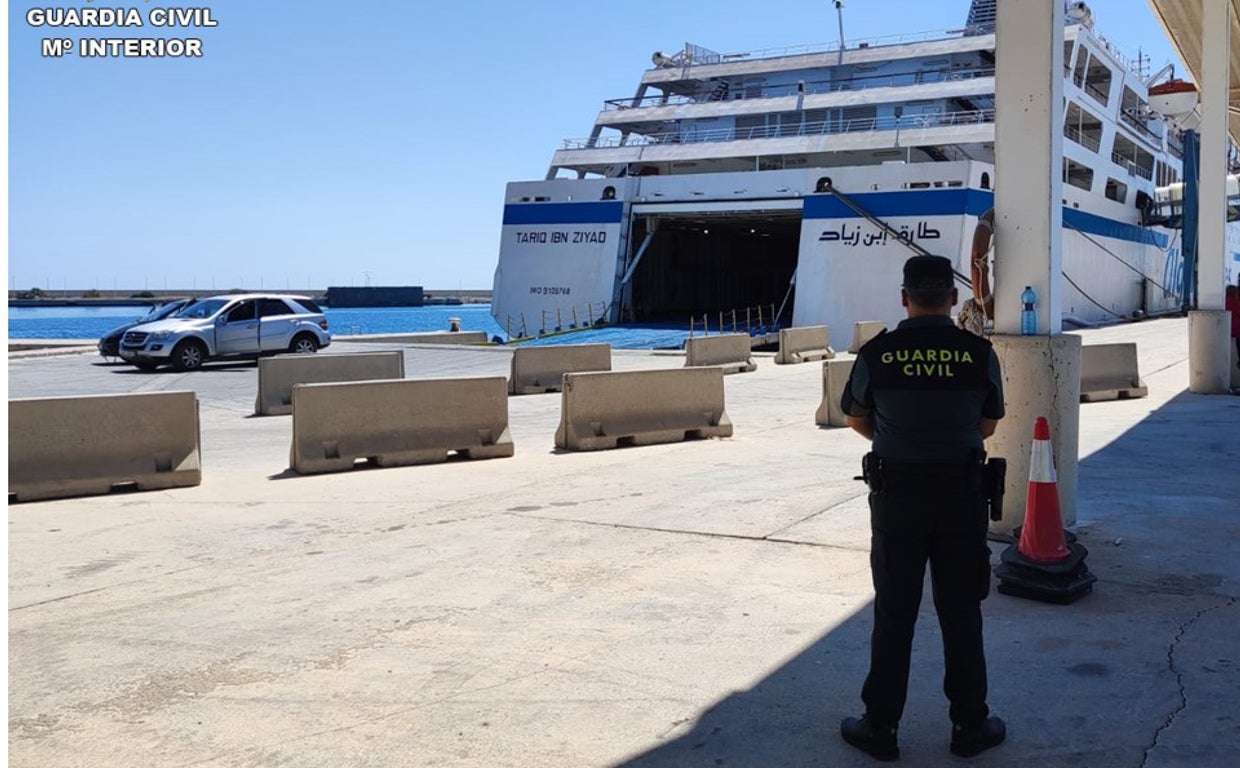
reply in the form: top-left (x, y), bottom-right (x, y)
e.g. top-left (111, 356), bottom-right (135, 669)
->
top-left (839, 255), bottom-right (1006, 761)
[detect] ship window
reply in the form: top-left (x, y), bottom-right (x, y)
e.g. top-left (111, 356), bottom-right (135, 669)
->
top-left (1082, 54), bottom-right (1112, 105)
top-left (1063, 40), bottom-right (1075, 76)
top-left (1156, 165), bottom-right (1179, 186)
top-left (1156, 161), bottom-right (1174, 187)
top-left (1063, 158), bottom-right (1095, 191)
top-left (736, 114), bottom-right (766, 139)
top-left (841, 104), bottom-right (877, 132)
top-left (1072, 46), bottom-right (1089, 87)
top-left (1119, 86), bottom-right (1155, 141)
top-left (776, 111), bottom-right (802, 137)
top-left (803, 109), bottom-right (829, 135)
top-left (1111, 133), bottom-right (1154, 180)
top-left (1105, 177), bottom-right (1128, 203)
top-left (1064, 101), bottom-right (1103, 152)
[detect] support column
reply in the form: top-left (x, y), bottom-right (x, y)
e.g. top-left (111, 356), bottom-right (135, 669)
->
top-left (988, 335), bottom-right (1081, 533)
top-left (990, 0), bottom-right (1080, 535)
top-left (1189, 0), bottom-right (1232, 393)
top-left (993, 0), bottom-right (1063, 336)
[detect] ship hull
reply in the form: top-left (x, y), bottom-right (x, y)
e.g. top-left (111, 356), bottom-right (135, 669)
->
top-left (491, 162), bottom-right (1236, 338)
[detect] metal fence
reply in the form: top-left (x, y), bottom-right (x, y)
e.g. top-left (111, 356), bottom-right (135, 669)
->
top-left (562, 108), bottom-right (996, 150)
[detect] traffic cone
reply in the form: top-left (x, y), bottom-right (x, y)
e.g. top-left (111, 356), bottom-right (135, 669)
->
top-left (1017, 417), bottom-right (1070, 562)
top-left (994, 416), bottom-right (1096, 604)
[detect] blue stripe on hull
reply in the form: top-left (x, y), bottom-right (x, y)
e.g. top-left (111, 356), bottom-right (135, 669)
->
top-left (804, 189), bottom-right (1167, 248)
top-left (803, 189), bottom-right (980, 218)
top-left (1063, 207), bottom-right (1167, 248)
top-left (503, 201), bottom-right (624, 225)
top-left (502, 191), bottom-right (1169, 246)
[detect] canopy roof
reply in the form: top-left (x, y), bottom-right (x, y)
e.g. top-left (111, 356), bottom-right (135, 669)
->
top-left (1146, 0), bottom-right (1240, 143)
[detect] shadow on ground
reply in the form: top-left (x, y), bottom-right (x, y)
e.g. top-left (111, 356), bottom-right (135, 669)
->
top-left (613, 390), bottom-right (1240, 768)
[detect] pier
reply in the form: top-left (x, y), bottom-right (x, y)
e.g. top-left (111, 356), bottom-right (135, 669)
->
top-left (7, 315), bottom-right (1239, 766)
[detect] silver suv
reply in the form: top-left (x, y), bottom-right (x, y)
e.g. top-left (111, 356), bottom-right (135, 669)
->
top-left (119, 294), bottom-right (332, 371)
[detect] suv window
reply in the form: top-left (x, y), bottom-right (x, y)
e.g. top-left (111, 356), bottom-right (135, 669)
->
top-left (180, 298), bottom-right (228, 319)
top-left (225, 301), bottom-right (257, 323)
top-left (296, 298), bottom-right (323, 314)
top-left (260, 298), bottom-right (294, 317)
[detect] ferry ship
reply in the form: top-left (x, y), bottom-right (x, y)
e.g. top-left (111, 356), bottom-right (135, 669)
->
top-left (490, 0), bottom-right (1240, 340)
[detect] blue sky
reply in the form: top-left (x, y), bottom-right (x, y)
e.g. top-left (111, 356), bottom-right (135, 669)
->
top-left (7, 0), bottom-right (1183, 292)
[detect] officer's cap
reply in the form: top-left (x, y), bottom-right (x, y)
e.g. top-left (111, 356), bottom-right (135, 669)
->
top-left (902, 255), bottom-right (954, 290)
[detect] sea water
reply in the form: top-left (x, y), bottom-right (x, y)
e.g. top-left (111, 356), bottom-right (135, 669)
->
top-left (8, 303), bottom-right (729, 349)
top-left (8, 303), bottom-right (506, 341)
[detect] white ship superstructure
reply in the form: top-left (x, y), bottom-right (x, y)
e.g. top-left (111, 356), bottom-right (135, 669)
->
top-left (491, 0), bottom-right (1240, 339)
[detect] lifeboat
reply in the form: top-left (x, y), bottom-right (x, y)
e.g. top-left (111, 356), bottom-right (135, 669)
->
top-left (1149, 78), bottom-right (1199, 121)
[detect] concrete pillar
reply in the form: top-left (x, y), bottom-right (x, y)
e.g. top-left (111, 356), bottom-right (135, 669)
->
top-left (992, 0), bottom-right (1080, 532)
top-left (1189, 310), bottom-right (1232, 391)
top-left (988, 334), bottom-right (1082, 536)
top-left (1189, 0), bottom-right (1232, 392)
top-left (993, 0), bottom-right (1064, 336)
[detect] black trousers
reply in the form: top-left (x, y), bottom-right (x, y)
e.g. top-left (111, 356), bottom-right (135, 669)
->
top-left (861, 462), bottom-right (991, 727)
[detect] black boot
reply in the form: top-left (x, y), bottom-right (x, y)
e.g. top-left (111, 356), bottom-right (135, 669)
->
top-left (950, 716), bottom-right (1006, 757)
top-left (841, 715), bottom-right (899, 761)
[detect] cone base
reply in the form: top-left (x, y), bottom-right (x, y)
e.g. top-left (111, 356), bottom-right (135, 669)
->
top-left (994, 555), bottom-right (1097, 605)
top-left (1000, 540), bottom-right (1089, 574)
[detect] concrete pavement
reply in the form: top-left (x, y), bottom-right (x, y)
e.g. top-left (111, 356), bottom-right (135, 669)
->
top-left (7, 316), bottom-right (1240, 767)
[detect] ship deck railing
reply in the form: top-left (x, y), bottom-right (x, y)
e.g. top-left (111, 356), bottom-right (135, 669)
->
top-left (679, 24), bottom-right (995, 68)
top-left (562, 108), bottom-right (996, 150)
top-left (604, 67), bottom-right (995, 111)
top-left (1064, 125), bottom-right (1102, 153)
top-left (502, 300), bottom-right (612, 341)
top-left (1118, 110), bottom-right (1165, 147)
top-left (1111, 151), bottom-right (1155, 180)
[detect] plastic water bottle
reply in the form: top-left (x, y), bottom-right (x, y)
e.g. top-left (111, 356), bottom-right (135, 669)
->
top-left (1020, 286), bottom-right (1037, 335)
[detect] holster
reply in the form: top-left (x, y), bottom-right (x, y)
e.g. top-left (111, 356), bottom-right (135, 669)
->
top-left (861, 452), bottom-right (884, 492)
top-left (983, 457), bottom-right (1007, 521)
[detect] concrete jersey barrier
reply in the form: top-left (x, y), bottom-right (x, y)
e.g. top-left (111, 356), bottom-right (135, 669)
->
top-left (9, 391), bottom-right (201, 502)
top-left (814, 358), bottom-right (856, 428)
top-left (1079, 342), bottom-right (1149, 402)
top-left (775, 325), bottom-right (835, 365)
top-left (848, 321), bottom-right (886, 353)
top-left (257, 351), bottom-right (405, 415)
top-left (510, 343), bottom-right (612, 395)
top-left (290, 376), bottom-right (513, 474)
top-left (556, 368), bottom-right (733, 451)
top-left (684, 333), bottom-right (756, 374)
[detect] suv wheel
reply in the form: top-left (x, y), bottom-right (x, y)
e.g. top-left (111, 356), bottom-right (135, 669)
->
top-left (171, 339), bottom-right (208, 372)
top-left (289, 333), bottom-right (319, 354)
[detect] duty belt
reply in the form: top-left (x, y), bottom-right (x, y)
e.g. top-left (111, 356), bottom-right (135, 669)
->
top-left (860, 452), bottom-right (1005, 520)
